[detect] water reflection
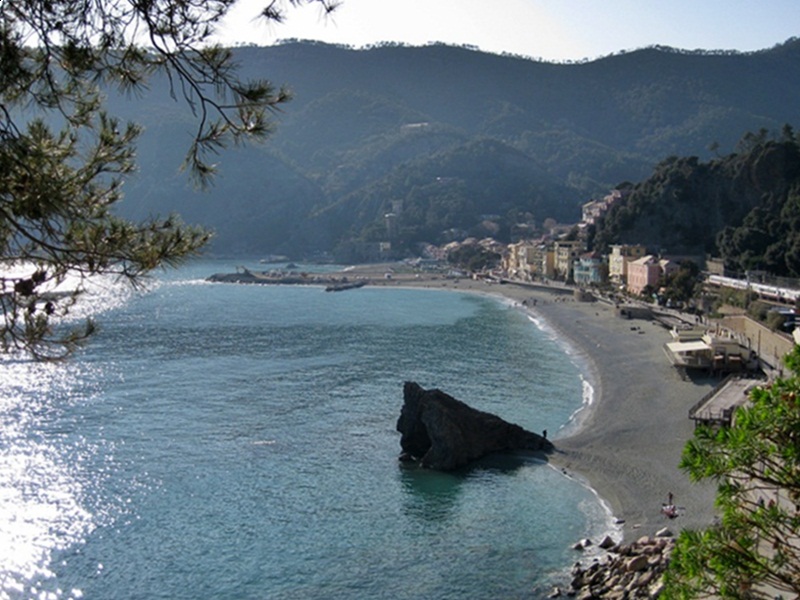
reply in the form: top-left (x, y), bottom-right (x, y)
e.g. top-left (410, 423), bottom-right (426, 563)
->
top-left (0, 358), bottom-right (97, 599)
top-left (464, 451), bottom-right (543, 475)
top-left (398, 452), bottom-right (540, 521)
top-left (399, 464), bottom-right (463, 520)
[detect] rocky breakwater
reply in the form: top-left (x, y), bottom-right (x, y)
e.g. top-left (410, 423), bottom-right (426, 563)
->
top-left (396, 382), bottom-right (553, 471)
top-left (558, 530), bottom-right (675, 599)
top-left (206, 267), bottom-right (367, 290)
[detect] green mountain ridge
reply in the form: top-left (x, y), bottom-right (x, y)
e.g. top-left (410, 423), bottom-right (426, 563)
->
top-left (109, 39), bottom-right (800, 258)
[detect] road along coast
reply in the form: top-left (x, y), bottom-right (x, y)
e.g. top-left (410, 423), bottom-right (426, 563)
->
top-left (357, 266), bottom-right (720, 543)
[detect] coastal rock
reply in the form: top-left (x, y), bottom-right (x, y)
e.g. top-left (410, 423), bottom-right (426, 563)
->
top-left (567, 537), bottom-right (676, 598)
top-left (598, 535), bottom-right (617, 549)
top-left (655, 527), bottom-right (673, 538)
top-left (625, 555), bottom-right (650, 572)
top-left (396, 382), bottom-right (553, 471)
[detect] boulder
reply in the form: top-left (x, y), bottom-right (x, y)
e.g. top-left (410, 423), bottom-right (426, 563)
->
top-left (599, 535), bottom-right (617, 549)
top-left (396, 382), bottom-right (553, 471)
top-left (625, 555), bottom-right (650, 573)
top-left (568, 537), bottom-right (675, 598)
top-left (655, 527), bottom-right (673, 538)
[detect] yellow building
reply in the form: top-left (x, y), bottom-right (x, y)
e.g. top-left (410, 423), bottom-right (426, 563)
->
top-left (553, 240), bottom-right (585, 282)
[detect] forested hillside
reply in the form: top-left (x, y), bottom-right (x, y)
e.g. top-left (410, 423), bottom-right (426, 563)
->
top-left (593, 128), bottom-right (800, 277)
top-left (109, 39), bottom-right (800, 259)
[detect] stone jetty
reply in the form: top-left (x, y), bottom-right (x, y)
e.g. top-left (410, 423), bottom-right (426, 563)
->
top-left (206, 267), bottom-right (367, 290)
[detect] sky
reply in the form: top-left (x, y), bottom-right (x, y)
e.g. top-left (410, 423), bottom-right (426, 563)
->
top-left (215, 0), bottom-right (800, 62)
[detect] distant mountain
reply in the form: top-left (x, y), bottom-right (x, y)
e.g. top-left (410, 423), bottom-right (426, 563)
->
top-left (108, 39), bottom-right (800, 259)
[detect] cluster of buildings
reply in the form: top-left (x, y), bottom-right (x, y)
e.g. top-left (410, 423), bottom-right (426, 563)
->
top-left (502, 189), bottom-right (684, 295)
top-left (504, 240), bottom-right (683, 294)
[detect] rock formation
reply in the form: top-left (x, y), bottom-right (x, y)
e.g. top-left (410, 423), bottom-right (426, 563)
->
top-left (396, 381), bottom-right (553, 471)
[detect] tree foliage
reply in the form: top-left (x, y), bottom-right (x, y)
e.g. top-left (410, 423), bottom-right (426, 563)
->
top-left (659, 260), bottom-right (700, 305)
top-left (447, 244), bottom-right (500, 272)
top-left (593, 130), bottom-right (800, 275)
top-left (664, 346), bottom-right (800, 598)
top-left (0, 0), bottom-right (335, 358)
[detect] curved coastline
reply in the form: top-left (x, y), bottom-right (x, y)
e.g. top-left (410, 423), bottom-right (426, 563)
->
top-left (523, 310), bottom-right (600, 440)
top-left (359, 267), bottom-right (719, 543)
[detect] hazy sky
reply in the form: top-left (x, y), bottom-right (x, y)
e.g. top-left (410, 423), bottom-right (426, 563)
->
top-left (215, 0), bottom-right (800, 61)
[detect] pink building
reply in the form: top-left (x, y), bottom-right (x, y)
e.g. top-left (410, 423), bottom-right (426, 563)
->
top-left (626, 255), bottom-right (677, 295)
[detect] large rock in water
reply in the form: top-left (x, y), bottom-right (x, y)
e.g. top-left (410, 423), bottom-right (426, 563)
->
top-left (396, 382), bottom-right (553, 471)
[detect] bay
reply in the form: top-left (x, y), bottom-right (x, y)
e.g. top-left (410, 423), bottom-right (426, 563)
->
top-left (0, 260), bottom-right (615, 599)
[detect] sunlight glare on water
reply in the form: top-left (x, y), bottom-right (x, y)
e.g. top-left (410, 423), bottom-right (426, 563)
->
top-left (0, 360), bottom-right (94, 600)
top-left (0, 274), bottom-right (132, 600)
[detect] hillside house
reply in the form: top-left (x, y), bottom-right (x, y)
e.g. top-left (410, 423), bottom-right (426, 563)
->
top-left (581, 190), bottom-right (625, 225)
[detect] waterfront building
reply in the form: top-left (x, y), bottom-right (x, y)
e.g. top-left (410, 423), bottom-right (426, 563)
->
top-left (664, 332), bottom-right (755, 373)
top-left (503, 241), bottom-right (528, 277)
top-left (608, 244), bottom-right (647, 284)
top-left (573, 251), bottom-right (607, 285)
top-left (504, 241), bottom-right (555, 280)
top-left (627, 255), bottom-right (658, 295)
top-left (553, 239), bottom-right (585, 282)
top-left (531, 244), bottom-right (556, 279)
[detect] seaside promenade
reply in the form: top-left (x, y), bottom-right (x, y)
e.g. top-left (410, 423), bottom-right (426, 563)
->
top-left (356, 265), bottom-right (720, 542)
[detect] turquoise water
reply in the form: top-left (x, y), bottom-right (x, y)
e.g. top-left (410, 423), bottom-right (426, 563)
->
top-left (0, 260), bottom-right (615, 599)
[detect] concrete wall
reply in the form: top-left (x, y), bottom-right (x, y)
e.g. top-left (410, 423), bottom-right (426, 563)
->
top-left (718, 315), bottom-right (795, 372)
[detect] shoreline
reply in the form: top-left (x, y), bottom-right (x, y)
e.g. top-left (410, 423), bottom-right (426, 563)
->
top-left (353, 266), bottom-right (720, 542)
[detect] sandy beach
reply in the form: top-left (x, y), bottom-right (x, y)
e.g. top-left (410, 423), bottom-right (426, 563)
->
top-left (354, 265), bottom-right (720, 542)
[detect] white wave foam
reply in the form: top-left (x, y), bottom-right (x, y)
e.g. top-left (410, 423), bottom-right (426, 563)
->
top-left (526, 313), bottom-right (562, 345)
top-left (549, 463), bottom-right (624, 562)
top-left (524, 313), bottom-right (597, 435)
top-left (556, 375), bottom-right (595, 438)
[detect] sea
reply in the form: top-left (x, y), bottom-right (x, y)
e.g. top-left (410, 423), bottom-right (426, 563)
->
top-left (0, 259), bottom-right (619, 600)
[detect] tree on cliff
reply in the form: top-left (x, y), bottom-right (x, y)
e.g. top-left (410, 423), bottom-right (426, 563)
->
top-left (664, 346), bottom-right (800, 598)
top-left (0, 0), bottom-right (336, 358)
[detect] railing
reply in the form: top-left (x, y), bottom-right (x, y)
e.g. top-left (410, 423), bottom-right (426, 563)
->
top-left (688, 374), bottom-right (735, 419)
